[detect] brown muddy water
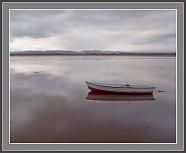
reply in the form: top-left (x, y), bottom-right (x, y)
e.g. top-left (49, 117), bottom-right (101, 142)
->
top-left (10, 56), bottom-right (176, 143)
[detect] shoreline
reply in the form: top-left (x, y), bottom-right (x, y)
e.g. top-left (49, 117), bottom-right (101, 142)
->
top-left (10, 54), bottom-right (176, 57)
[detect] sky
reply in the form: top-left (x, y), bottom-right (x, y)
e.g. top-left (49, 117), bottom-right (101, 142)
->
top-left (10, 10), bottom-right (176, 52)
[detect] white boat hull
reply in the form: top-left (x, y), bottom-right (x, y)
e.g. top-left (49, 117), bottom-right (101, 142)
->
top-left (86, 81), bottom-right (156, 94)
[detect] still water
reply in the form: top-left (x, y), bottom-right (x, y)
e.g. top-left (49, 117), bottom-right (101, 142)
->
top-left (10, 56), bottom-right (176, 143)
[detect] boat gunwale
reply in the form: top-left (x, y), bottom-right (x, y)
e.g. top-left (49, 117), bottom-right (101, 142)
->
top-left (86, 81), bottom-right (155, 89)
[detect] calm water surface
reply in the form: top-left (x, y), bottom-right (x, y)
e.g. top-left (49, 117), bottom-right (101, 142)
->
top-left (10, 56), bottom-right (176, 143)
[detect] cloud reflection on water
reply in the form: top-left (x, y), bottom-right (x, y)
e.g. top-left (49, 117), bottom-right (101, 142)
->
top-left (10, 56), bottom-right (176, 143)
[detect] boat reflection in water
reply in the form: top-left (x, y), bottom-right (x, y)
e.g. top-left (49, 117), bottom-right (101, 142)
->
top-left (86, 91), bottom-right (155, 101)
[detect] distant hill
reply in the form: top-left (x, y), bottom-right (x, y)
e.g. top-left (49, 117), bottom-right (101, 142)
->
top-left (10, 50), bottom-right (176, 56)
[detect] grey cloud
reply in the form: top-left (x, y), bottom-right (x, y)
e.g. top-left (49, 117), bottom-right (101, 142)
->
top-left (10, 10), bottom-right (176, 52)
top-left (10, 10), bottom-right (64, 38)
top-left (129, 32), bottom-right (176, 45)
top-left (10, 10), bottom-right (176, 37)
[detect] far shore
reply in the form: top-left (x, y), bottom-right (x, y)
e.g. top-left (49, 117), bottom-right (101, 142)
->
top-left (10, 51), bottom-right (176, 57)
top-left (10, 54), bottom-right (176, 57)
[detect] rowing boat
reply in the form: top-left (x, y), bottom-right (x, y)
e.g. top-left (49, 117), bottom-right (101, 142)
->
top-left (86, 81), bottom-right (156, 94)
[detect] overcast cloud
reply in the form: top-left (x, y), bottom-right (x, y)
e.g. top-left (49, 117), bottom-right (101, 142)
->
top-left (10, 10), bottom-right (176, 52)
